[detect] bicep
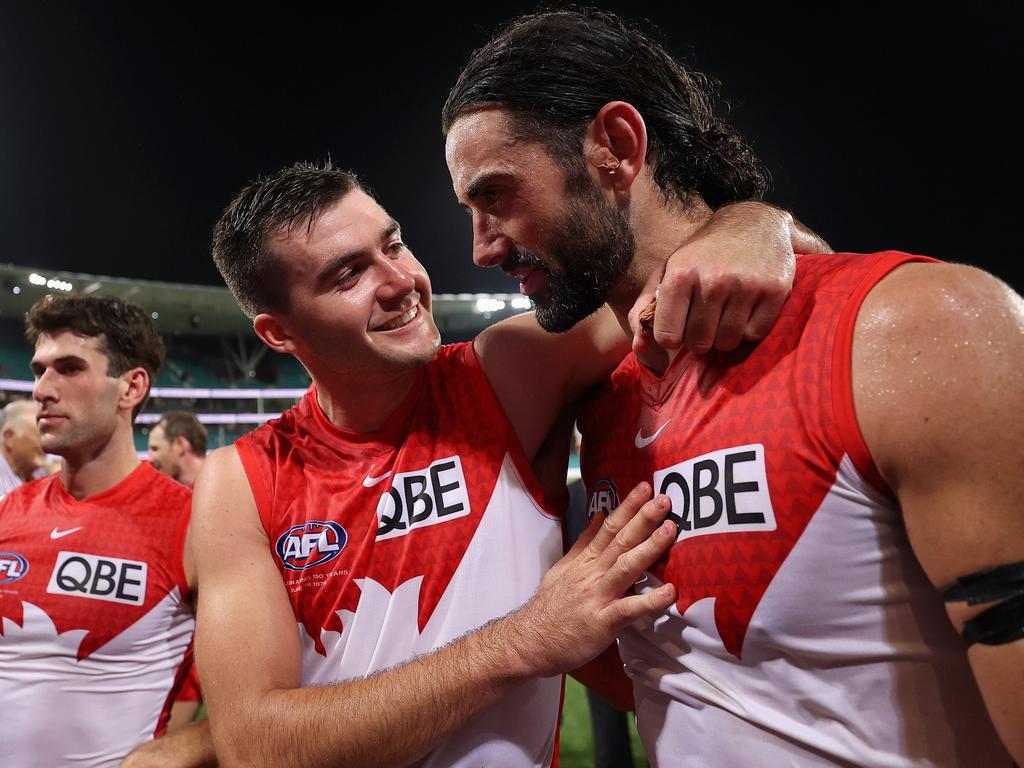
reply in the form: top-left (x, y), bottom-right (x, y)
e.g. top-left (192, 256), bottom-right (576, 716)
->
top-left (192, 449), bottom-right (301, 723)
top-left (853, 262), bottom-right (1024, 758)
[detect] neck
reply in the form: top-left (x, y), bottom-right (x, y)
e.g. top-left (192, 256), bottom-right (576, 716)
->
top-left (60, 422), bottom-right (141, 500)
top-left (178, 454), bottom-right (205, 489)
top-left (311, 366), bottom-right (420, 433)
top-left (605, 192), bottom-right (714, 332)
top-left (2, 444), bottom-right (28, 481)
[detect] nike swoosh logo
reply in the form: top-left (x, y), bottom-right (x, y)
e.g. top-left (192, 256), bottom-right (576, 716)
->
top-left (49, 526), bottom-right (83, 540)
top-left (635, 420), bottom-right (672, 449)
top-left (362, 471), bottom-right (393, 488)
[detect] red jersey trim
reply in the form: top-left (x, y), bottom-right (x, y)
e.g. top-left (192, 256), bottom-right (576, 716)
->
top-left (831, 252), bottom-right (938, 497)
top-left (235, 441), bottom-right (275, 536)
top-left (171, 488), bottom-right (192, 601)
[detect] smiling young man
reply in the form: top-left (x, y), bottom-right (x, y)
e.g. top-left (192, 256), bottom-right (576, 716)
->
top-left (0, 295), bottom-right (215, 768)
top-left (195, 160), bottom-right (811, 767)
top-left (443, 9), bottom-right (1024, 765)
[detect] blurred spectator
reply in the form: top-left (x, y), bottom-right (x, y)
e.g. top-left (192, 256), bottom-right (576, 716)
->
top-left (0, 400), bottom-right (43, 499)
top-left (149, 411), bottom-right (207, 488)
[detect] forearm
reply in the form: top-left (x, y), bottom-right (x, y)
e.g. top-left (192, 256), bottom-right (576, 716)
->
top-left (122, 720), bottom-right (217, 768)
top-left (217, 618), bottom-right (526, 768)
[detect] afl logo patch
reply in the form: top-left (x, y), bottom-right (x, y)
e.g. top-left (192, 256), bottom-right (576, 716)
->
top-left (0, 552), bottom-right (29, 584)
top-left (276, 521), bottom-right (348, 572)
top-left (587, 479), bottom-right (620, 523)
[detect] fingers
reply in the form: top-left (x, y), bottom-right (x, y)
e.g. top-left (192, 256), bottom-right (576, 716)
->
top-left (606, 581), bottom-right (678, 627)
top-left (681, 277), bottom-right (724, 355)
top-left (594, 493), bottom-right (672, 568)
top-left (601, 516), bottom-right (677, 597)
top-left (582, 482), bottom-right (653, 558)
top-left (627, 263), bottom-right (666, 340)
top-left (651, 268), bottom-right (697, 351)
top-left (744, 289), bottom-right (787, 342)
top-left (713, 290), bottom-right (758, 351)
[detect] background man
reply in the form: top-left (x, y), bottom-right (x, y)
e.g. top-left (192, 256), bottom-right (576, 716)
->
top-left (0, 399), bottom-right (43, 498)
top-left (149, 411), bottom-right (207, 489)
top-left (0, 295), bottom-right (215, 768)
top-left (443, 10), bottom-right (1024, 765)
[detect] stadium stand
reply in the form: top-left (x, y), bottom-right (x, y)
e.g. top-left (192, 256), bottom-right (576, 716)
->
top-left (0, 262), bottom-right (529, 453)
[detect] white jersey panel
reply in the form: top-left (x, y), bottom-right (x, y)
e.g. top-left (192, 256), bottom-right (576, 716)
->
top-left (623, 455), bottom-right (1011, 767)
top-left (298, 454), bottom-right (563, 768)
top-left (0, 590), bottom-right (194, 767)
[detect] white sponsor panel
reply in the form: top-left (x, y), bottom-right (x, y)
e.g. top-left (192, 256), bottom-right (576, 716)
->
top-left (376, 456), bottom-right (471, 541)
top-left (46, 551), bottom-right (148, 605)
top-left (653, 443), bottom-right (775, 542)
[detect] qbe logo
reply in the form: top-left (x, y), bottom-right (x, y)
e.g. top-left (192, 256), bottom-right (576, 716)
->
top-left (653, 444), bottom-right (776, 543)
top-left (0, 552), bottom-right (29, 584)
top-left (46, 551), bottom-right (147, 605)
top-left (276, 521), bottom-right (348, 572)
top-left (376, 456), bottom-right (470, 541)
top-left (587, 479), bottom-right (620, 523)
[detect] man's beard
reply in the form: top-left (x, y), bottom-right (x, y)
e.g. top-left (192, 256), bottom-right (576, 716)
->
top-left (519, 175), bottom-right (635, 333)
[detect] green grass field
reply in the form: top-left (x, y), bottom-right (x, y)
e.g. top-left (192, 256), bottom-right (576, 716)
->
top-left (559, 677), bottom-right (647, 768)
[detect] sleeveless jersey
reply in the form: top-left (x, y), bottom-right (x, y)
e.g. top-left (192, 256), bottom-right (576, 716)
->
top-left (235, 342), bottom-right (564, 768)
top-left (580, 252), bottom-right (1012, 767)
top-left (0, 462), bottom-right (194, 767)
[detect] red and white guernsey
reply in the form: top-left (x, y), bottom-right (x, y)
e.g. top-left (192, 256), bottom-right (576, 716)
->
top-left (580, 252), bottom-right (1013, 767)
top-left (235, 342), bottom-right (564, 768)
top-left (0, 462), bottom-right (194, 767)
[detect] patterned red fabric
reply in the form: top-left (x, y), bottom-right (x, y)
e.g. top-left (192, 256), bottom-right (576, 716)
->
top-left (581, 251), bottom-right (926, 659)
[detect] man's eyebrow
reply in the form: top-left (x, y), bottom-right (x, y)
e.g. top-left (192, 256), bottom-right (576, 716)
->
top-left (465, 171), bottom-right (508, 202)
top-left (30, 354), bottom-right (86, 371)
top-left (314, 219), bottom-right (403, 287)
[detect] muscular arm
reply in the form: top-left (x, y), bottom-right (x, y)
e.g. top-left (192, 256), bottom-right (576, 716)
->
top-left (854, 262), bottom-right (1024, 761)
top-left (195, 447), bottom-right (677, 768)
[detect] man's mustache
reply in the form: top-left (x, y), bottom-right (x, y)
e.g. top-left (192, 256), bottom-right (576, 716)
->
top-left (504, 248), bottom-right (550, 275)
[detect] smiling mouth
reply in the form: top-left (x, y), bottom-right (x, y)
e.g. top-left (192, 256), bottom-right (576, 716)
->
top-left (374, 305), bottom-right (419, 332)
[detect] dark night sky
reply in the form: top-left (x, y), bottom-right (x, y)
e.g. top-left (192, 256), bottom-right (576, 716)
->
top-left (1, 3), bottom-right (1019, 294)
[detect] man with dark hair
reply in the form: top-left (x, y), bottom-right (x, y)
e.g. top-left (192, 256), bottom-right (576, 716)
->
top-left (444, 9), bottom-right (1023, 765)
top-left (196, 159), bottom-right (809, 767)
top-left (0, 294), bottom-right (215, 768)
top-left (150, 411), bottom-right (208, 489)
top-left (0, 399), bottom-right (43, 499)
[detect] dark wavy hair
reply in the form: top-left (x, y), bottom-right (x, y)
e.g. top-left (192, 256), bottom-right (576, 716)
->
top-left (442, 9), bottom-right (769, 208)
top-left (25, 294), bottom-right (165, 420)
top-left (212, 161), bottom-right (363, 319)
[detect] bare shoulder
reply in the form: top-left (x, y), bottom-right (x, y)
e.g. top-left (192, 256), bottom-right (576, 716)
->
top-left (854, 262), bottom-right (1024, 468)
top-left (853, 261), bottom-right (1024, 581)
top-left (192, 445), bottom-right (262, 537)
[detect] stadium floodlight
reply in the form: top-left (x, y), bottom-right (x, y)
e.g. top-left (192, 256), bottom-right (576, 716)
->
top-left (474, 298), bottom-right (505, 313)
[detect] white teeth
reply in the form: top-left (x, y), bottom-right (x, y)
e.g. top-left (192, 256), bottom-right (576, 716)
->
top-left (377, 305), bottom-right (418, 331)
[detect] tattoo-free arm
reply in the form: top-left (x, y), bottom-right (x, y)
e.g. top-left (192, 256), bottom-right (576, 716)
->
top-left (194, 448), bottom-right (677, 768)
top-left (853, 262), bottom-right (1024, 762)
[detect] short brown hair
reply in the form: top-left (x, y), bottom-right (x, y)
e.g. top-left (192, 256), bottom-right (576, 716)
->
top-left (25, 294), bottom-right (165, 420)
top-left (212, 160), bottom-right (363, 319)
top-left (157, 411), bottom-right (207, 457)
